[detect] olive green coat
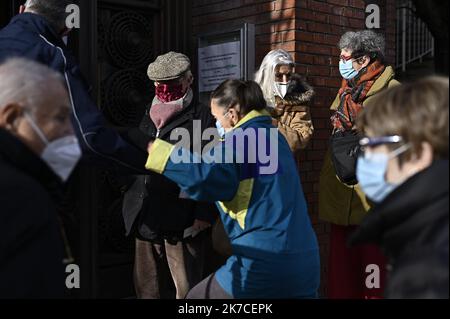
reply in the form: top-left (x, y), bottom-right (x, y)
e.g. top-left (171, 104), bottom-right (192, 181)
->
top-left (319, 66), bottom-right (401, 226)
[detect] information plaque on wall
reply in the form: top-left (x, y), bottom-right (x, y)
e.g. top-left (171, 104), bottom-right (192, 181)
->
top-left (197, 23), bottom-right (255, 104)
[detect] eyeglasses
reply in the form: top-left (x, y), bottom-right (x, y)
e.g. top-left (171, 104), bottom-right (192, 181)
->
top-left (340, 55), bottom-right (365, 63)
top-left (340, 55), bottom-right (353, 62)
top-left (359, 136), bottom-right (409, 159)
top-left (275, 73), bottom-right (292, 82)
top-left (359, 135), bottom-right (403, 155)
top-left (360, 135), bottom-right (403, 148)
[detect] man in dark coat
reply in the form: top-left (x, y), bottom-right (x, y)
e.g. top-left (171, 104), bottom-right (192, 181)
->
top-left (0, 58), bottom-right (80, 298)
top-left (123, 52), bottom-right (218, 299)
top-left (0, 0), bottom-right (148, 173)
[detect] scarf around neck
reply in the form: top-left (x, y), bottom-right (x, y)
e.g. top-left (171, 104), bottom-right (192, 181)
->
top-left (150, 89), bottom-right (193, 130)
top-left (332, 60), bottom-right (386, 131)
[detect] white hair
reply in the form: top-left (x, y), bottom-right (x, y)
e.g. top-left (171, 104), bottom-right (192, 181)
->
top-left (0, 58), bottom-right (65, 116)
top-left (254, 49), bottom-right (295, 107)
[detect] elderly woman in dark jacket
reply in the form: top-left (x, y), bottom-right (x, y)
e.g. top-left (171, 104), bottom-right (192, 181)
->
top-left (350, 76), bottom-right (449, 299)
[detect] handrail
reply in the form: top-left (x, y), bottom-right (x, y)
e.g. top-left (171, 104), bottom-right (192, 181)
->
top-left (396, 0), bottom-right (435, 72)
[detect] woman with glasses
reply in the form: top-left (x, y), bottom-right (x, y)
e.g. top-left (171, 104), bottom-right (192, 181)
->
top-left (350, 77), bottom-right (449, 299)
top-left (318, 30), bottom-right (400, 299)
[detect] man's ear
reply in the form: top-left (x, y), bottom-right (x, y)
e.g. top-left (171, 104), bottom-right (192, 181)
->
top-left (19, 5), bottom-right (26, 14)
top-left (0, 103), bottom-right (24, 131)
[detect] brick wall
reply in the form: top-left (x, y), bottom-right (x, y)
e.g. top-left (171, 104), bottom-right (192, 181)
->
top-left (192, 0), bottom-right (397, 296)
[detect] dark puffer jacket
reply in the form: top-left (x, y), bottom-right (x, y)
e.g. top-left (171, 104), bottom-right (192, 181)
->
top-left (0, 129), bottom-right (65, 298)
top-left (350, 160), bottom-right (449, 299)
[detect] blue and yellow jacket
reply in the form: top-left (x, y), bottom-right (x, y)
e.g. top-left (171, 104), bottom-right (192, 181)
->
top-left (146, 109), bottom-right (320, 299)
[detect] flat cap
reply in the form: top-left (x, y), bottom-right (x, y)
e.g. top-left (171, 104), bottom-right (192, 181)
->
top-left (147, 51), bottom-right (191, 81)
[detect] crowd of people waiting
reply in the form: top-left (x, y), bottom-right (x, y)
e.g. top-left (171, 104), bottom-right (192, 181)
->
top-left (0, 0), bottom-right (448, 299)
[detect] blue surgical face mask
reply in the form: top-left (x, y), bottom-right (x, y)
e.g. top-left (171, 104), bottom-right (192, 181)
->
top-left (216, 120), bottom-right (226, 138)
top-left (357, 144), bottom-right (411, 203)
top-left (216, 111), bottom-right (232, 138)
top-left (339, 59), bottom-right (359, 80)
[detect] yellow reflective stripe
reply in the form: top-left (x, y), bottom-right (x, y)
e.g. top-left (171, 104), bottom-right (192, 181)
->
top-left (218, 178), bottom-right (254, 230)
top-left (233, 109), bottom-right (271, 130)
top-left (145, 139), bottom-right (175, 174)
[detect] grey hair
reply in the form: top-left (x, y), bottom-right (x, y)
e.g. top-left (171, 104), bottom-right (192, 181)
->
top-left (24, 0), bottom-right (74, 31)
top-left (339, 30), bottom-right (385, 59)
top-left (254, 49), bottom-right (295, 107)
top-left (0, 58), bottom-right (65, 115)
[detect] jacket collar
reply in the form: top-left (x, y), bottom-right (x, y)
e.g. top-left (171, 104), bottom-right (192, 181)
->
top-left (350, 160), bottom-right (449, 253)
top-left (366, 66), bottom-right (396, 98)
top-left (271, 74), bottom-right (314, 107)
top-left (330, 66), bottom-right (397, 110)
top-left (10, 12), bottom-right (65, 48)
top-left (149, 95), bottom-right (198, 139)
top-left (0, 128), bottom-right (63, 194)
top-left (288, 74), bottom-right (315, 98)
top-left (233, 109), bottom-right (271, 130)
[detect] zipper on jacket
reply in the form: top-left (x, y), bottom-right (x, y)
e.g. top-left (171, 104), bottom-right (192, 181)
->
top-left (156, 129), bottom-right (161, 138)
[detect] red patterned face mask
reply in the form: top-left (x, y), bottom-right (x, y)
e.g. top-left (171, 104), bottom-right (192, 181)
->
top-left (155, 82), bottom-right (186, 103)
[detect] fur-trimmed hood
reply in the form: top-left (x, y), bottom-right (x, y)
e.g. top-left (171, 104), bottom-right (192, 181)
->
top-left (269, 74), bottom-right (315, 151)
top-left (271, 74), bottom-right (315, 115)
top-left (281, 74), bottom-right (315, 105)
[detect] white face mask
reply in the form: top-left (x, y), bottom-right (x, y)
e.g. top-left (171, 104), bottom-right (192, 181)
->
top-left (25, 113), bottom-right (81, 182)
top-left (274, 82), bottom-right (290, 99)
